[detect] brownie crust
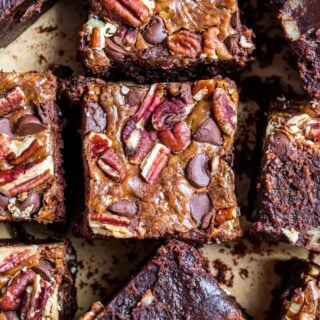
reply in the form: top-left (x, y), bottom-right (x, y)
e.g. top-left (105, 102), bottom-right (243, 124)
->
top-left (79, 240), bottom-right (246, 320)
top-left (0, 0), bottom-right (57, 48)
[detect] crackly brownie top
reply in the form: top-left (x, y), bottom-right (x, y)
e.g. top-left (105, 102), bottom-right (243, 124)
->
top-left (0, 242), bottom-right (76, 320)
top-left (80, 0), bottom-right (254, 74)
top-left (0, 72), bottom-right (63, 222)
top-left (82, 78), bottom-right (241, 241)
top-left (80, 240), bottom-right (246, 320)
top-left (251, 100), bottom-right (320, 250)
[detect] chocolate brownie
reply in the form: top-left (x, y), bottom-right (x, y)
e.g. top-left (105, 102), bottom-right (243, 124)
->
top-left (80, 0), bottom-right (255, 81)
top-left (0, 240), bottom-right (77, 319)
top-left (272, 0), bottom-right (320, 98)
top-left (269, 259), bottom-right (320, 319)
top-left (66, 76), bottom-right (242, 241)
top-left (0, 72), bottom-right (65, 223)
top-left (0, 0), bottom-right (57, 48)
top-left (79, 240), bottom-right (246, 320)
top-left (250, 98), bottom-right (320, 250)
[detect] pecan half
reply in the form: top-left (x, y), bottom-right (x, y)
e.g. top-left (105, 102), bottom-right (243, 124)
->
top-left (89, 212), bottom-right (130, 227)
top-left (88, 133), bottom-right (111, 158)
top-left (140, 143), bottom-right (169, 184)
top-left (167, 31), bottom-right (201, 58)
top-left (158, 121), bottom-right (191, 153)
top-left (0, 270), bottom-right (35, 311)
top-left (0, 87), bottom-right (25, 117)
top-left (101, 0), bottom-right (150, 27)
top-left (0, 249), bottom-right (37, 274)
top-left (97, 149), bottom-right (126, 182)
top-left (212, 87), bottom-right (237, 136)
top-left (152, 99), bottom-right (186, 131)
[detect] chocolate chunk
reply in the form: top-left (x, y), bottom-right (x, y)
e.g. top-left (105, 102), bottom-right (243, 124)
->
top-left (186, 153), bottom-right (211, 188)
top-left (194, 118), bottom-right (223, 146)
top-left (0, 118), bottom-right (13, 137)
top-left (190, 193), bottom-right (213, 226)
top-left (126, 87), bottom-right (146, 107)
top-left (108, 200), bottom-right (138, 218)
top-left (105, 38), bottom-right (127, 60)
top-left (142, 16), bottom-right (167, 45)
top-left (83, 102), bottom-right (107, 133)
top-left (16, 115), bottom-right (46, 136)
top-left (271, 131), bottom-right (290, 157)
top-left (20, 191), bottom-right (41, 214)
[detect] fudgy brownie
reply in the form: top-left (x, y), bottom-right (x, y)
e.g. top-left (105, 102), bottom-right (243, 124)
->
top-left (250, 98), bottom-right (320, 250)
top-left (79, 240), bottom-right (246, 320)
top-left (80, 0), bottom-right (255, 81)
top-left (0, 240), bottom-right (77, 319)
top-left (273, 0), bottom-right (320, 98)
top-left (0, 0), bottom-right (57, 48)
top-left (269, 259), bottom-right (320, 319)
top-left (73, 77), bottom-right (241, 241)
top-left (0, 72), bottom-right (65, 223)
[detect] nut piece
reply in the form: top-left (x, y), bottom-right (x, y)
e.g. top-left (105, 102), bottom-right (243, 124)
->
top-left (158, 121), bottom-right (191, 153)
top-left (0, 87), bottom-right (25, 117)
top-left (307, 123), bottom-right (320, 142)
top-left (91, 27), bottom-right (106, 50)
top-left (167, 30), bottom-right (202, 58)
top-left (192, 80), bottom-right (216, 100)
top-left (101, 0), bottom-right (150, 27)
top-left (140, 143), bottom-right (169, 184)
top-left (98, 150), bottom-right (126, 182)
top-left (142, 15), bottom-right (167, 44)
top-left (194, 118), bottom-right (223, 146)
top-left (212, 88), bottom-right (237, 136)
top-left (83, 102), bottom-right (107, 134)
top-left (186, 153), bottom-right (211, 189)
top-left (108, 199), bottom-right (138, 218)
top-left (0, 118), bottom-right (13, 137)
top-left (16, 115), bottom-right (47, 136)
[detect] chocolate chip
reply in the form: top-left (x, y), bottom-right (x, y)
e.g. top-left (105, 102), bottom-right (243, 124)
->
top-left (126, 87), bottom-right (147, 106)
top-left (108, 200), bottom-right (138, 218)
top-left (0, 118), bottom-right (13, 137)
top-left (194, 118), bottom-right (223, 146)
top-left (190, 193), bottom-right (213, 226)
top-left (271, 131), bottom-right (290, 157)
top-left (83, 102), bottom-right (107, 133)
top-left (0, 194), bottom-right (9, 213)
top-left (16, 115), bottom-right (46, 136)
top-left (105, 38), bottom-right (127, 60)
top-left (186, 153), bottom-right (211, 188)
top-left (19, 191), bottom-right (41, 214)
top-left (142, 16), bottom-right (167, 45)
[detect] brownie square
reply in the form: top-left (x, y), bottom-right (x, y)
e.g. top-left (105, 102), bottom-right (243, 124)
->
top-left (273, 0), bottom-right (320, 98)
top-left (79, 240), bottom-right (246, 320)
top-left (0, 72), bottom-right (65, 223)
top-left (0, 0), bottom-right (57, 48)
top-left (0, 240), bottom-right (76, 319)
top-left (250, 99), bottom-right (320, 250)
top-left (80, 0), bottom-right (254, 81)
top-left (269, 259), bottom-right (320, 320)
top-left (78, 77), bottom-right (241, 241)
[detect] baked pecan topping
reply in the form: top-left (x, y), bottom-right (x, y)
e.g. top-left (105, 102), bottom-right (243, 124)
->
top-left (0, 87), bottom-right (25, 117)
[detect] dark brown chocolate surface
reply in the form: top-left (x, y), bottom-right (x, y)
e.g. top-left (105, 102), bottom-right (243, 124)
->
top-left (80, 0), bottom-right (254, 81)
top-left (0, 0), bottom-right (57, 48)
top-left (79, 240), bottom-right (246, 320)
top-left (0, 72), bottom-right (65, 223)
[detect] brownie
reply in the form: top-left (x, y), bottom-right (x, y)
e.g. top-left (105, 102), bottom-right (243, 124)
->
top-left (69, 76), bottom-right (242, 241)
top-left (0, 0), bottom-right (57, 48)
top-left (0, 240), bottom-right (77, 319)
top-left (250, 98), bottom-right (320, 250)
top-left (269, 259), bottom-right (320, 319)
top-left (79, 240), bottom-right (246, 320)
top-left (0, 72), bottom-right (65, 223)
top-left (273, 0), bottom-right (320, 98)
top-left (79, 0), bottom-right (255, 81)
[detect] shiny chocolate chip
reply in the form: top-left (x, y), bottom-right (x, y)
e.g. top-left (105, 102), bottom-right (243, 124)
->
top-left (19, 191), bottom-right (41, 214)
top-left (105, 38), bottom-right (127, 60)
top-left (83, 102), bottom-right (107, 133)
top-left (0, 118), bottom-right (13, 137)
top-left (142, 16), bottom-right (167, 45)
top-left (16, 115), bottom-right (46, 136)
top-left (194, 118), bottom-right (223, 146)
top-left (108, 200), bottom-right (138, 218)
top-left (190, 193), bottom-right (213, 226)
top-left (186, 153), bottom-right (211, 189)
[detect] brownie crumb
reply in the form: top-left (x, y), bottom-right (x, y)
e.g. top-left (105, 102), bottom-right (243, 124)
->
top-left (212, 259), bottom-right (234, 287)
top-left (239, 268), bottom-right (249, 279)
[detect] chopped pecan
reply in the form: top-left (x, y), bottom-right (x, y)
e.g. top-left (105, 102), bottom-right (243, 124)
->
top-left (212, 87), bottom-right (237, 136)
top-left (91, 27), bottom-right (106, 50)
top-left (0, 270), bottom-right (35, 311)
top-left (192, 80), bottom-right (216, 100)
top-left (167, 31), bottom-right (201, 58)
top-left (79, 301), bottom-right (105, 320)
top-left (0, 87), bottom-right (25, 117)
top-left (152, 99), bottom-right (186, 131)
top-left (97, 149), bottom-right (126, 182)
top-left (307, 123), bottom-right (320, 142)
top-left (89, 212), bottom-right (130, 227)
top-left (158, 122), bottom-right (191, 153)
top-left (88, 133), bottom-right (111, 157)
top-left (140, 143), bottom-right (169, 184)
top-left (215, 207), bottom-right (236, 226)
top-left (101, 0), bottom-right (150, 27)
top-left (0, 249), bottom-right (37, 274)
